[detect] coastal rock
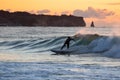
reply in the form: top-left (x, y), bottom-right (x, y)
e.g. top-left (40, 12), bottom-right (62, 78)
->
top-left (0, 10), bottom-right (86, 27)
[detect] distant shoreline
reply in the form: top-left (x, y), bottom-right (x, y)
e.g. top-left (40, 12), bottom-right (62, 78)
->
top-left (0, 10), bottom-right (86, 27)
top-left (0, 26), bottom-right (85, 27)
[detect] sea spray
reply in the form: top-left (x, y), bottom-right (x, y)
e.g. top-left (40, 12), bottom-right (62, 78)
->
top-left (73, 27), bottom-right (120, 58)
top-left (75, 28), bottom-right (102, 36)
top-left (73, 33), bottom-right (120, 58)
top-left (75, 27), bottom-right (120, 36)
top-left (91, 37), bottom-right (113, 52)
top-left (103, 37), bottom-right (120, 58)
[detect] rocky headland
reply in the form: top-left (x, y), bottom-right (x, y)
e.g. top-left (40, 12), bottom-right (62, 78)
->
top-left (0, 10), bottom-right (86, 27)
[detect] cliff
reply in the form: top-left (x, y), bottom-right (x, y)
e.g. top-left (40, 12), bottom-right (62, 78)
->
top-left (0, 10), bottom-right (86, 27)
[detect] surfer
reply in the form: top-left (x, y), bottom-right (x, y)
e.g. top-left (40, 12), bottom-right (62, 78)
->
top-left (61, 36), bottom-right (74, 50)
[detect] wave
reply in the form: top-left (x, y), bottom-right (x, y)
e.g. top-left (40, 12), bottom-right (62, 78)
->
top-left (0, 34), bottom-right (120, 58)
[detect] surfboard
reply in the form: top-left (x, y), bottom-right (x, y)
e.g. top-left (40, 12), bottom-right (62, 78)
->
top-left (51, 49), bottom-right (72, 55)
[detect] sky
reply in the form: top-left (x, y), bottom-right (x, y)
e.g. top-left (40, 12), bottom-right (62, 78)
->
top-left (0, 0), bottom-right (120, 27)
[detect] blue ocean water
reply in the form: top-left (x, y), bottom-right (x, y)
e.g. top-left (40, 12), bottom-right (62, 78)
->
top-left (0, 27), bottom-right (120, 80)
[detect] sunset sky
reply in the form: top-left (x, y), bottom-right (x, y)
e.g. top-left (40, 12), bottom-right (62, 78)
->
top-left (0, 0), bottom-right (120, 27)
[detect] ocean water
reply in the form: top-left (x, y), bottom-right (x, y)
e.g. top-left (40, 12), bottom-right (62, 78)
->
top-left (0, 27), bottom-right (120, 80)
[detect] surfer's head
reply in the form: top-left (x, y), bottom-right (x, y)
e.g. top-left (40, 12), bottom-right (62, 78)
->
top-left (67, 37), bottom-right (71, 39)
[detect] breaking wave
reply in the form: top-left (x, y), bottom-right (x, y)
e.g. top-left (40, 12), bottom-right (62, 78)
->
top-left (0, 34), bottom-right (120, 58)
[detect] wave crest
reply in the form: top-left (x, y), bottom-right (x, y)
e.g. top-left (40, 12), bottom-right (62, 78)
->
top-left (0, 34), bottom-right (120, 58)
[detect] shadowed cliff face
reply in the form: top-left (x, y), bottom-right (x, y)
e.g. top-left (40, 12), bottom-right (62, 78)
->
top-left (0, 10), bottom-right (86, 27)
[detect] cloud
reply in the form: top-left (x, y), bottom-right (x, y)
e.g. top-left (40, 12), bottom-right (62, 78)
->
top-left (73, 7), bottom-right (115, 19)
top-left (61, 11), bottom-right (70, 15)
top-left (37, 9), bottom-right (50, 14)
top-left (5, 9), bottom-right (11, 12)
top-left (107, 2), bottom-right (120, 5)
top-left (29, 10), bottom-right (35, 14)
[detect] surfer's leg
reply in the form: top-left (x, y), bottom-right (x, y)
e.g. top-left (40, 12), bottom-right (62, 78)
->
top-left (67, 43), bottom-right (69, 49)
top-left (61, 44), bottom-right (66, 50)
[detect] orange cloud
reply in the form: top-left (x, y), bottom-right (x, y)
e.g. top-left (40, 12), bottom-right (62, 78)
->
top-left (37, 9), bottom-right (51, 14)
top-left (61, 11), bottom-right (70, 15)
top-left (73, 7), bottom-right (115, 19)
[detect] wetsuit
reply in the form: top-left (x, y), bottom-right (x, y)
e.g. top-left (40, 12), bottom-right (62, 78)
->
top-left (61, 37), bottom-right (73, 50)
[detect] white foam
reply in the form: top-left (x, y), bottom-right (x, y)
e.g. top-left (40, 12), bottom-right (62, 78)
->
top-left (71, 36), bottom-right (120, 58)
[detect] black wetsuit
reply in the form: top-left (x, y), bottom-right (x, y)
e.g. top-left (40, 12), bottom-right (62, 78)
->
top-left (61, 37), bottom-right (73, 50)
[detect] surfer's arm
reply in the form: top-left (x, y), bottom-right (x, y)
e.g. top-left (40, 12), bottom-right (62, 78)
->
top-left (70, 36), bottom-right (76, 41)
top-left (71, 38), bottom-right (76, 41)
